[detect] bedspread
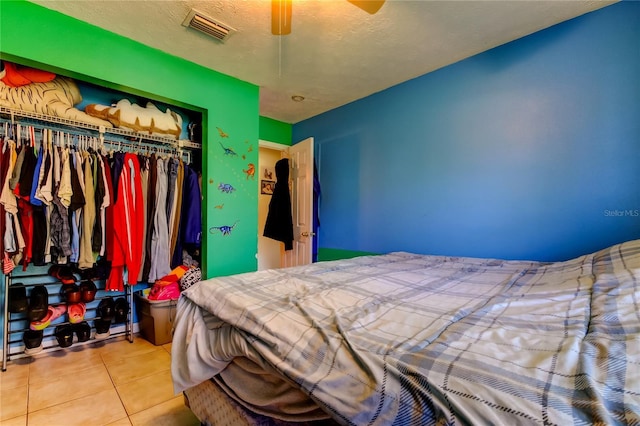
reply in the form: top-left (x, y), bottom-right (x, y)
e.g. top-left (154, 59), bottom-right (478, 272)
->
top-left (171, 240), bottom-right (640, 425)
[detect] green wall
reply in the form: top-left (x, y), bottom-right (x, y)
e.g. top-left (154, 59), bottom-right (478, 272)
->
top-left (0, 0), bottom-right (262, 278)
top-left (259, 116), bottom-right (292, 145)
top-left (317, 248), bottom-right (378, 262)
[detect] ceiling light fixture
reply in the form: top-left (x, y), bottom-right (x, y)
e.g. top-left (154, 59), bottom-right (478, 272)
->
top-left (291, 95), bottom-right (305, 102)
top-left (182, 9), bottom-right (236, 42)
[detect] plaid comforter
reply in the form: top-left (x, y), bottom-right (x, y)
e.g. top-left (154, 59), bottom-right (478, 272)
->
top-left (172, 240), bottom-right (640, 425)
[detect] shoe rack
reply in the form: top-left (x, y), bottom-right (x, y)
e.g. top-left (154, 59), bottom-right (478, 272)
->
top-left (2, 265), bottom-right (134, 371)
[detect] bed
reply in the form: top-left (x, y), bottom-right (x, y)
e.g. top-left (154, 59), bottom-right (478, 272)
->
top-left (171, 240), bottom-right (640, 425)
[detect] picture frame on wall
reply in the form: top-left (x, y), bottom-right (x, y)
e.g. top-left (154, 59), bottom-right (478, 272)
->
top-left (263, 167), bottom-right (274, 180)
top-left (261, 180), bottom-right (275, 195)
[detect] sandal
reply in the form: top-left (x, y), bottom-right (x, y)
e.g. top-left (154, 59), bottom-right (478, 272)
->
top-left (67, 303), bottom-right (86, 324)
top-left (30, 304), bottom-right (67, 330)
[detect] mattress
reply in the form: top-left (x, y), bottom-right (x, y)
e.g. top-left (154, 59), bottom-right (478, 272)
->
top-left (184, 377), bottom-right (338, 426)
top-left (172, 240), bottom-right (640, 425)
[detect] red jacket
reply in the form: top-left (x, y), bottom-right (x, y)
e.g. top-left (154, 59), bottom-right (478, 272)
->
top-left (106, 153), bottom-right (144, 290)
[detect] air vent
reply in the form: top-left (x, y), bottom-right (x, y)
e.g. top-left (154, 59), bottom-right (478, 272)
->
top-left (182, 9), bottom-right (236, 42)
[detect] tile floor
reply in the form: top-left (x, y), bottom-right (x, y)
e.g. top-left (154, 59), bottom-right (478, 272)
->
top-left (0, 335), bottom-right (200, 426)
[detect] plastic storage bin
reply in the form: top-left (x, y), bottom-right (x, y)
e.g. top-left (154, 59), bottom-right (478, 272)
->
top-left (135, 292), bottom-right (178, 345)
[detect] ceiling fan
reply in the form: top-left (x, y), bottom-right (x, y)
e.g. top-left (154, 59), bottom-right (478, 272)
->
top-left (271, 0), bottom-right (386, 35)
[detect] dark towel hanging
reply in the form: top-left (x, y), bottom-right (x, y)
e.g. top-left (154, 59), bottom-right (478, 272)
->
top-left (264, 158), bottom-right (294, 251)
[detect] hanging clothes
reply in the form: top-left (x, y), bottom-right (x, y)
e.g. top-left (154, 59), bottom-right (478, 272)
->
top-left (0, 121), bottom-right (200, 277)
top-left (148, 157), bottom-right (171, 282)
top-left (168, 159), bottom-right (184, 266)
top-left (106, 152), bottom-right (144, 290)
top-left (91, 153), bottom-right (106, 253)
top-left (181, 165), bottom-right (201, 247)
top-left (69, 150), bottom-right (85, 264)
top-left (14, 141), bottom-right (37, 269)
top-left (0, 137), bottom-right (15, 272)
top-left (264, 158), bottom-right (294, 251)
top-left (137, 154), bottom-right (149, 282)
top-left (100, 153), bottom-right (113, 257)
top-left (78, 151), bottom-right (96, 269)
top-left (142, 153), bottom-right (157, 282)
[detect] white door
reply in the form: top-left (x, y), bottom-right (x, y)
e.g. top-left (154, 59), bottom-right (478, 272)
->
top-left (282, 137), bottom-right (314, 268)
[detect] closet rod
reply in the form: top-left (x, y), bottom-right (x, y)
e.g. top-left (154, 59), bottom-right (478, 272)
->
top-left (0, 106), bottom-right (201, 150)
top-left (0, 121), bottom-right (191, 164)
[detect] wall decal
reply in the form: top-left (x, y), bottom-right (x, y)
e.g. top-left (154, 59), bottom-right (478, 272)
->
top-left (215, 203), bottom-right (224, 209)
top-left (219, 141), bottom-right (238, 156)
top-left (216, 126), bottom-right (229, 138)
top-left (209, 221), bottom-right (239, 236)
top-left (243, 163), bottom-right (255, 180)
top-left (218, 182), bottom-right (236, 193)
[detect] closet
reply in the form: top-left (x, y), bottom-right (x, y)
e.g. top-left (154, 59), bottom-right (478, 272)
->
top-left (0, 106), bottom-right (202, 371)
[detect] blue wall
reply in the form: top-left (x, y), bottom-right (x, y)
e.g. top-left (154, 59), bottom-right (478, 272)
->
top-left (294, 1), bottom-right (640, 262)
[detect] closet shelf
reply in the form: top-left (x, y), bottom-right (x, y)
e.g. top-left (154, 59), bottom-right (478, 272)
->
top-left (0, 106), bottom-right (201, 149)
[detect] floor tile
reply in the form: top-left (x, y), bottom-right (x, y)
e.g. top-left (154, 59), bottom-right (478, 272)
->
top-left (0, 359), bottom-right (30, 390)
top-left (0, 384), bottom-right (27, 421)
top-left (97, 336), bottom-right (159, 364)
top-left (116, 369), bottom-right (176, 415)
top-left (28, 364), bottom-right (113, 412)
top-left (103, 417), bottom-right (132, 426)
top-left (0, 415), bottom-right (26, 426)
top-left (129, 395), bottom-right (200, 426)
top-left (28, 345), bottom-right (104, 384)
top-left (105, 349), bottom-right (170, 386)
top-left (26, 388), bottom-right (127, 426)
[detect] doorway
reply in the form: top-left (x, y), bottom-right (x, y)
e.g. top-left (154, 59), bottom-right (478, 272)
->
top-left (257, 141), bottom-right (287, 270)
top-left (257, 138), bottom-right (315, 271)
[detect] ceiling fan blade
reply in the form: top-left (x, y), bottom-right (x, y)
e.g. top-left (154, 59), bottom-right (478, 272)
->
top-left (272, 0), bottom-right (292, 35)
top-left (347, 0), bottom-right (386, 15)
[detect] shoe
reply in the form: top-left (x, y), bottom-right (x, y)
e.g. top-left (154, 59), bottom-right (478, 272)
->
top-left (48, 264), bottom-right (62, 278)
top-left (23, 329), bottom-right (44, 355)
top-left (54, 325), bottom-right (74, 348)
top-left (94, 318), bottom-right (111, 340)
top-left (9, 285), bottom-right (28, 313)
top-left (60, 284), bottom-right (81, 304)
top-left (30, 304), bottom-right (67, 330)
top-left (74, 321), bottom-right (92, 342)
top-left (114, 298), bottom-right (129, 323)
top-left (49, 264), bottom-right (76, 284)
top-left (97, 297), bottom-right (115, 321)
top-left (28, 285), bottom-right (48, 322)
top-left (79, 280), bottom-right (97, 303)
top-left (67, 303), bottom-right (86, 324)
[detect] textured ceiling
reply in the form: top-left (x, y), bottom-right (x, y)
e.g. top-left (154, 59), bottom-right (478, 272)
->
top-left (33, 0), bottom-right (616, 124)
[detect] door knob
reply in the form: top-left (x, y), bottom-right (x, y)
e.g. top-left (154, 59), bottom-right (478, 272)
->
top-left (301, 231), bottom-right (316, 237)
